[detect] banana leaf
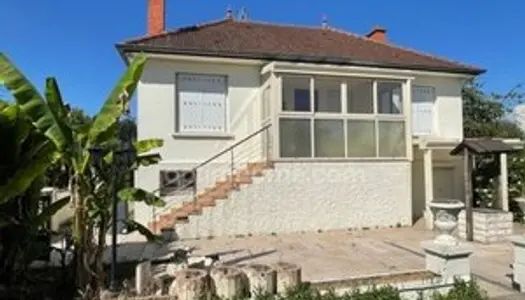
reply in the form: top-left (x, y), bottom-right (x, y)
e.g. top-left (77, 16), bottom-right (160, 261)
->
top-left (0, 53), bottom-right (72, 151)
top-left (135, 138), bottom-right (164, 154)
top-left (34, 196), bottom-right (70, 226)
top-left (0, 141), bottom-right (59, 203)
top-left (45, 78), bottom-right (73, 145)
top-left (118, 187), bottom-right (165, 207)
top-left (88, 55), bottom-right (146, 145)
top-left (137, 153), bottom-right (162, 167)
top-left (0, 104), bottom-right (59, 203)
top-left (122, 219), bottom-right (161, 242)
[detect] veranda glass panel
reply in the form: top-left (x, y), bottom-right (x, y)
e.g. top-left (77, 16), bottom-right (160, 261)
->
top-left (314, 120), bottom-right (345, 157)
top-left (378, 121), bottom-right (406, 157)
top-left (279, 118), bottom-right (312, 157)
top-left (378, 82), bottom-right (403, 114)
top-left (347, 79), bottom-right (373, 114)
top-left (282, 77), bottom-right (311, 112)
top-left (314, 78), bottom-right (341, 113)
top-left (347, 120), bottom-right (376, 157)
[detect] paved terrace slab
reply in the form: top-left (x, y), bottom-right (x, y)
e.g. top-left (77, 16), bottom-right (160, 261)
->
top-left (105, 226), bottom-right (525, 299)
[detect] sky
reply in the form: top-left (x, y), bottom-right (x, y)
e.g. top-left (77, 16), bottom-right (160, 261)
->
top-left (1, 0), bottom-right (525, 115)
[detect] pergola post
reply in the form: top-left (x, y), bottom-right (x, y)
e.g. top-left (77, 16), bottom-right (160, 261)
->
top-left (423, 148), bottom-right (434, 229)
top-left (500, 153), bottom-right (509, 212)
top-left (464, 147), bottom-right (474, 242)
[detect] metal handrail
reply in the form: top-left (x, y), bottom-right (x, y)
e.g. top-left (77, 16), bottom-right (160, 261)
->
top-left (152, 123), bottom-right (273, 216)
top-left (194, 123), bottom-right (272, 169)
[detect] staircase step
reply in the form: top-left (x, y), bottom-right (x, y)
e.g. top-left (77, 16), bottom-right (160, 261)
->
top-left (196, 196), bottom-right (216, 207)
top-left (209, 181), bottom-right (239, 192)
top-left (207, 188), bottom-right (230, 199)
top-left (181, 202), bottom-right (202, 214)
top-left (176, 216), bottom-right (189, 224)
top-left (248, 161), bottom-right (273, 170)
top-left (216, 176), bottom-right (248, 186)
top-left (152, 160), bottom-right (274, 238)
top-left (227, 174), bottom-right (252, 184)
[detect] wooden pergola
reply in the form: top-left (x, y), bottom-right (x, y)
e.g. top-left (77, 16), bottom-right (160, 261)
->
top-left (450, 138), bottom-right (520, 241)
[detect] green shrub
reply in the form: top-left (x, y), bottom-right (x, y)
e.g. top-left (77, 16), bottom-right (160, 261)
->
top-left (252, 283), bottom-right (401, 300)
top-left (431, 279), bottom-right (489, 300)
top-left (219, 279), bottom-right (487, 300)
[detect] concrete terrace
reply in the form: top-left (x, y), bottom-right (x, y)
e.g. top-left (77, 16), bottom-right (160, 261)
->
top-left (105, 226), bottom-right (525, 299)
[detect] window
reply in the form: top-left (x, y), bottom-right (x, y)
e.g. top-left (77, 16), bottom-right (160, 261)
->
top-left (294, 89), bottom-right (311, 111)
top-left (378, 121), bottom-right (406, 157)
top-left (378, 82), bottom-right (403, 114)
top-left (347, 120), bottom-right (376, 157)
top-left (282, 77), bottom-right (311, 112)
top-left (314, 119), bottom-right (345, 157)
top-left (412, 85), bottom-right (435, 135)
top-left (347, 79), bottom-right (373, 114)
top-left (315, 79), bottom-right (341, 113)
top-left (279, 118), bottom-right (311, 157)
top-left (278, 76), bottom-right (407, 159)
top-left (159, 170), bottom-right (196, 196)
top-left (176, 73), bottom-right (227, 133)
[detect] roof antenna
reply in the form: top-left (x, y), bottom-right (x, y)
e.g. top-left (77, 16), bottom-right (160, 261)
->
top-left (226, 5), bottom-right (233, 19)
top-left (321, 15), bottom-right (328, 29)
top-left (238, 6), bottom-right (248, 21)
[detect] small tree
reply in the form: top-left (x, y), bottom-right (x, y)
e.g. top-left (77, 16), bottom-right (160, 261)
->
top-left (463, 79), bottom-right (525, 217)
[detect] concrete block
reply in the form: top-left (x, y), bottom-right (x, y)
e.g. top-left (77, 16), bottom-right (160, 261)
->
top-left (421, 240), bottom-right (473, 281)
top-left (510, 236), bottom-right (525, 292)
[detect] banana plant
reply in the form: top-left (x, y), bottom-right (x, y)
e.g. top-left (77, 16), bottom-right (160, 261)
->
top-left (0, 102), bottom-right (69, 284)
top-left (0, 52), bottom-right (165, 297)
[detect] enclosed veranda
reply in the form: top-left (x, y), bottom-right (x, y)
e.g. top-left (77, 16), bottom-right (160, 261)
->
top-left (260, 62), bottom-right (412, 162)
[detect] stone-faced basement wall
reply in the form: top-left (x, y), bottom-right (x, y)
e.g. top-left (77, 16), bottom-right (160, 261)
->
top-left (177, 161), bottom-right (412, 239)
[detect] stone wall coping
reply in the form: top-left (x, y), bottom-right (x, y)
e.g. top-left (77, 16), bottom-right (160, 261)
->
top-left (421, 241), bottom-right (473, 258)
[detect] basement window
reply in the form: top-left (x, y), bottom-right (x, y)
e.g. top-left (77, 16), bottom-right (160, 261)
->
top-left (159, 170), bottom-right (196, 196)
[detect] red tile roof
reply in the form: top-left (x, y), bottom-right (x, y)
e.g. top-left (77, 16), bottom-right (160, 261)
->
top-left (117, 19), bottom-right (484, 75)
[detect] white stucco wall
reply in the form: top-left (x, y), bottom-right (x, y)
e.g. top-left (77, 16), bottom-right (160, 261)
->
top-left (413, 76), bottom-right (465, 141)
top-left (411, 147), bottom-right (465, 222)
top-left (133, 56), bottom-right (467, 229)
top-left (134, 58), bottom-right (263, 225)
top-left (176, 161), bottom-right (412, 239)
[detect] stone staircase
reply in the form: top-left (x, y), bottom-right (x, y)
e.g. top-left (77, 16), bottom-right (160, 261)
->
top-left (148, 161), bottom-right (273, 233)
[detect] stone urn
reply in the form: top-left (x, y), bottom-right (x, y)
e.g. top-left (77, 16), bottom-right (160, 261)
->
top-left (429, 199), bottom-right (464, 245)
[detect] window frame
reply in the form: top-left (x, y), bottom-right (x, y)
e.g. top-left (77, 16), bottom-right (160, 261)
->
top-left (175, 72), bottom-right (229, 134)
top-left (278, 75), bottom-right (408, 159)
top-left (411, 84), bottom-right (436, 136)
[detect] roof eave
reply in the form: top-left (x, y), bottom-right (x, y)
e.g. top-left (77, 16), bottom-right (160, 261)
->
top-left (115, 44), bottom-right (131, 66)
top-left (116, 44), bottom-right (486, 76)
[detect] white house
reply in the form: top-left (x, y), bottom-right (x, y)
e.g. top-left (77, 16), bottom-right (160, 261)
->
top-left (117, 0), bottom-right (487, 239)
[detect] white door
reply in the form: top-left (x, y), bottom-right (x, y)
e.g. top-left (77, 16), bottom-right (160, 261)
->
top-left (412, 86), bottom-right (435, 135)
top-left (433, 167), bottom-right (455, 200)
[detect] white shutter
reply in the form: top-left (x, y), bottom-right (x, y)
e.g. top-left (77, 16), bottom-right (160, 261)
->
top-left (177, 74), bottom-right (226, 133)
top-left (411, 86), bottom-right (435, 135)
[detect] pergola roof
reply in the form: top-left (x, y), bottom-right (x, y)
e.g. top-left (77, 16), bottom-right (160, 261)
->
top-left (450, 138), bottom-right (519, 156)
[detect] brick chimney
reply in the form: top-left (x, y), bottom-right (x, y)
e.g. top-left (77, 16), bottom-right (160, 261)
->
top-left (148, 0), bottom-right (165, 35)
top-left (366, 26), bottom-right (387, 43)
